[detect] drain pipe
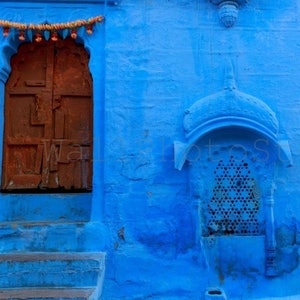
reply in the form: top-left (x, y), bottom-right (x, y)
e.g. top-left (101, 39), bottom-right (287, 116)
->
top-left (205, 287), bottom-right (227, 300)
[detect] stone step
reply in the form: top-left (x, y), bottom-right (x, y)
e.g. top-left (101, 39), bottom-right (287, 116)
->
top-left (0, 287), bottom-right (94, 299)
top-left (0, 252), bottom-right (105, 292)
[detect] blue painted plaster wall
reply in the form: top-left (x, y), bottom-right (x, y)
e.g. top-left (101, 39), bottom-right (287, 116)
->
top-left (1, 0), bottom-right (300, 299)
top-left (102, 0), bottom-right (300, 299)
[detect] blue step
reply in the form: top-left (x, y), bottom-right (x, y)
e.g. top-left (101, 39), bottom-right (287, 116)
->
top-left (0, 252), bottom-right (105, 299)
top-left (0, 287), bottom-right (94, 299)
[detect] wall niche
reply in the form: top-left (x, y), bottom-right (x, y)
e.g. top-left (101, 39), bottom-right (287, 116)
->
top-left (174, 70), bottom-right (292, 277)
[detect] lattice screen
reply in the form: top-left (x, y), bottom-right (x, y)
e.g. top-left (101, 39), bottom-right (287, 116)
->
top-left (206, 156), bottom-right (261, 236)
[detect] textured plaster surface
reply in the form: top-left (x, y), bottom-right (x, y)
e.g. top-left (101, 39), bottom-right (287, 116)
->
top-left (102, 0), bottom-right (300, 299)
top-left (0, 0), bottom-right (299, 299)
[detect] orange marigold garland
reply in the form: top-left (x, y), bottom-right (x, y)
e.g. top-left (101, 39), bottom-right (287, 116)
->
top-left (0, 15), bottom-right (104, 41)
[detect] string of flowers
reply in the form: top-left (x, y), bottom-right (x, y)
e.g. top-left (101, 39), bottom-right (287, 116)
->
top-left (0, 15), bottom-right (104, 42)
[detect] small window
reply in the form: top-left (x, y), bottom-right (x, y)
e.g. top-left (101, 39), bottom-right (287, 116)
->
top-left (2, 38), bottom-right (93, 192)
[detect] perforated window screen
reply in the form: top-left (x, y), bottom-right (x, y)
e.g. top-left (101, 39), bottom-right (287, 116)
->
top-left (206, 156), bottom-right (262, 236)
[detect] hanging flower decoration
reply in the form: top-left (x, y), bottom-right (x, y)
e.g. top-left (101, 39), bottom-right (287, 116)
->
top-left (86, 25), bottom-right (93, 35)
top-left (18, 30), bottom-right (26, 41)
top-left (3, 27), bottom-right (9, 37)
top-left (0, 15), bottom-right (104, 41)
top-left (34, 32), bottom-right (43, 42)
top-left (50, 31), bottom-right (58, 42)
top-left (70, 29), bottom-right (78, 39)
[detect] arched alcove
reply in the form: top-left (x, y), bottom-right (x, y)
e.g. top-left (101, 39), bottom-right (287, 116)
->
top-left (174, 80), bottom-right (292, 277)
top-left (0, 26), bottom-right (104, 224)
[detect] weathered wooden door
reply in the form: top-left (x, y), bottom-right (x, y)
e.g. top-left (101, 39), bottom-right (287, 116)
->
top-left (2, 38), bottom-right (93, 191)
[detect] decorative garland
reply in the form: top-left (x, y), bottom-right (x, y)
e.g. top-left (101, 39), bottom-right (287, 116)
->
top-left (0, 15), bottom-right (104, 42)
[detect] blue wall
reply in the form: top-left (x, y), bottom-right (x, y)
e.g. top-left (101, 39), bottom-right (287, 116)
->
top-left (0, 0), bottom-right (300, 299)
top-left (102, 0), bottom-right (300, 299)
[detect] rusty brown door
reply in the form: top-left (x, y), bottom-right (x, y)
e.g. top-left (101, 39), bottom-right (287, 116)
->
top-left (2, 38), bottom-right (92, 191)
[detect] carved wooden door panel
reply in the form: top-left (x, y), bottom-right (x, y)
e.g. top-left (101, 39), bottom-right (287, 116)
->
top-left (2, 38), bottom-right (92, 191)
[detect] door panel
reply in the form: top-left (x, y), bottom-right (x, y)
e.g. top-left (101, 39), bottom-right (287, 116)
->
top-left (2, 38), bottom-right (93, 191)
top-left (9, 94), bottom-right (45, 138)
